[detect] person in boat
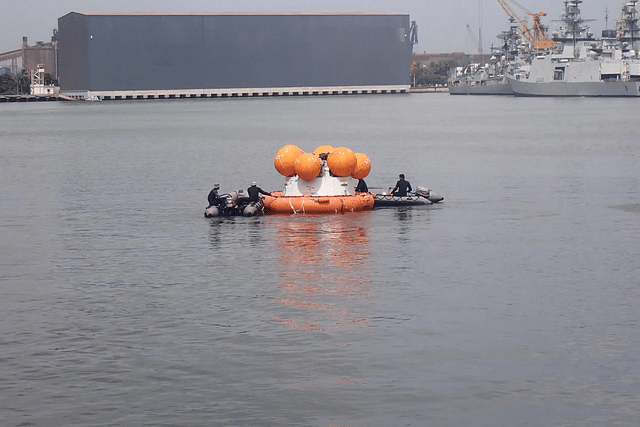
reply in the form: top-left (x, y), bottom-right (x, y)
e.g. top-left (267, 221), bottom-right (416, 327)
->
top-left (247, 182), bottom-right (271, 204)
top-left (207, 183), bottom-right (223, 207)
top-left (391, 174), bottom-right (412, 197)
top-left (355, 178), bottom-right (368, 193)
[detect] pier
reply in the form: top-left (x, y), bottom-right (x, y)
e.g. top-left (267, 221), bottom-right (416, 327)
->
top-left (0, 94), bottom-right (65, 102)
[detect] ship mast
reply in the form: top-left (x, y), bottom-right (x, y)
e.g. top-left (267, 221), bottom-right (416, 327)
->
top-left (616, 1), bottom-right (639, 51)
top-left (478, 0), bottom-right (484, 60)
top-left (551, 0), bottom-right (595, 57)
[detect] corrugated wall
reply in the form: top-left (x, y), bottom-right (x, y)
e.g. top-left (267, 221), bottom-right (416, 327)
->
top-left (58, 13), bottom-right (412, 92)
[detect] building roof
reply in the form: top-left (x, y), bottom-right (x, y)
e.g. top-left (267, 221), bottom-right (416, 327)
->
top-left (61, 11), bottom-right (404, 18)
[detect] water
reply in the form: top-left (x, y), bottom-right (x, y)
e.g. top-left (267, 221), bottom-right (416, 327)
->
top-left (1, 95), bottom-right (639, 427)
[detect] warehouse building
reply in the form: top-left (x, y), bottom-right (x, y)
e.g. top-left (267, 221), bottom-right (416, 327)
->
top-left (57, 12), bottom-right (413, 100)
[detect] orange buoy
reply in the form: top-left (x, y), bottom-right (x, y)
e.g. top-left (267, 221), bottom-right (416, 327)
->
top-left (351, 153), bottom-right (371, 179)
top-left (313, 145), bottom-right (334, 156)
top-left (294, 153), bottom-right (322, 180)
top-left (327, 147), bottom-right (357, 177)
top-left (274, 145), bottom-right (304, 177)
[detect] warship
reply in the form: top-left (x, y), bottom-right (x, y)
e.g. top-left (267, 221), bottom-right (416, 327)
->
top-left (506, 0), bottom-right (640, 96)
top-left (449, 0), bottom-right (556, 95)
top-left (449, 24), bottom-right (523, 95)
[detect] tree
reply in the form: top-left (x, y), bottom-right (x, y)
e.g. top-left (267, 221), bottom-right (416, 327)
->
top-left (16, 70), bottom-right (31, 95)
top-left (411, 60), bottom-right (459, 87)
top-left (0, 74), bottom-right (17, 94)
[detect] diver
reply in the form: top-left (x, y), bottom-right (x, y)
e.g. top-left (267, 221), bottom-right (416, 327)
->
top-left (207, 183), bottom-right (223, 207)
top-left (355, 178), bottom-right (368, 193)
top-left (391, 174), bottom-right (412, 197)
top-left (247, 182), bottom-right (271, 204)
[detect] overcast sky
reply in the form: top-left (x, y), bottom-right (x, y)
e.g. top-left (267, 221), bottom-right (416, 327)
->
top-left (0, 0), bottom-right (627, 57)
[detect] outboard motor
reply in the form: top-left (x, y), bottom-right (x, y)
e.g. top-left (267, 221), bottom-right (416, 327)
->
top-left (415, 186), bottom-right (430, 198)
top-left (222, 192), bottom-right (238, 211)
top-left (415, 186), bottom-right (444, 203)
top-left (428, 191), bottom-right (444, 203)
top-left (227, 191), bottom-right (239, 203)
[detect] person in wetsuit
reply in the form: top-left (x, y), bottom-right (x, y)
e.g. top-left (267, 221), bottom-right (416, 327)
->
top-left (207, 183), bottom-right (223, 207)
top-left (391, 174), bottom-right (412, 197)
top-left (247, 182), bottom-right (271, 203)
top-left (355, 178), bottom-right (368, 193)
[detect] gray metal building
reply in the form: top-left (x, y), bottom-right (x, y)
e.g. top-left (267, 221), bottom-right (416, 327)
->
top-left (57, 12), bottom-right (413, 100)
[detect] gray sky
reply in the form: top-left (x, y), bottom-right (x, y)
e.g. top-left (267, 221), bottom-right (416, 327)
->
top-left (0, 0), bottom-right (627, 57)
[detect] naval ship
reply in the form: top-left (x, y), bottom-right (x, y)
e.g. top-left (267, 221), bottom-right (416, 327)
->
top-left (506, 0), bottom-right (640, 96)
top-left (449, 24), bottom-right (524, 95)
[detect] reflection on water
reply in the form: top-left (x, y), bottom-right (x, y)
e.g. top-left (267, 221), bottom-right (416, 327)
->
top-left (394, 207), bottom-right (413, 238)
top-left (270, 213), bottom-right (372, 331)
top-left (207, 218), bottom-right (225, 249)
top-left (611, 203), bottom-right (640, 214)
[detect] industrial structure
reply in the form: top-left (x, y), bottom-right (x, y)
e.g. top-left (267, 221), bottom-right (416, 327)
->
top-left (0, 35), bottom-right (58, 78)
top-left (495, 0), bottom-right (555, 49)
top-left (57, 12), bottom-right (414, 100)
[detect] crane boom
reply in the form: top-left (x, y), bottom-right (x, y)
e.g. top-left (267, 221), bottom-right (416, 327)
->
top-left (495, 0), bottom-right (532, 42)
top-left (466, 24), bottom-right (481, 54)
top-left (494, 0), bottom-right (555, 49)
top-left (527, 12), bottom-right (556, 49)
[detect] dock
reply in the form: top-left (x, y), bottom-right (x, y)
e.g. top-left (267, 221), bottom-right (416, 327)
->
top-left (0, 94), bottom-right (66, 102)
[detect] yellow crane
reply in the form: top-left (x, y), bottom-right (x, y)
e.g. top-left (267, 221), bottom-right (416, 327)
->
top-left (527, 12), bottom-right (556, 49)
top-left (495, 0), bottom-right (555, 49)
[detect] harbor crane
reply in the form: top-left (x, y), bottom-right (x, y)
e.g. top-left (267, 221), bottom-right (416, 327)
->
top-left (466, 24), bottom-right (482, 54)
top-left (495, 0), bottom-right (555, 49)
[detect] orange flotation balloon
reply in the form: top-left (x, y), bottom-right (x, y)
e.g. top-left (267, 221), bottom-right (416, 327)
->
top-left (327, 147), bottom-right (357, 177)
top-left (313, 145), bottom-right (334, 156)
top-left (294, 153), bottom-right (322, 180)
top-left (351, 153), bottom-right (371, 179)
top-left (274, 145), bottom-right (304, 177)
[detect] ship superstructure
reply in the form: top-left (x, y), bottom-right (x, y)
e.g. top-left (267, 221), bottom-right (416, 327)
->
top-left (615, 1), bottom-right (640, 48)
top-left (506, 0), bottom-right (640, 96)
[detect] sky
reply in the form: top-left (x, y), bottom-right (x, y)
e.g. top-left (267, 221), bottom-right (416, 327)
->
top-left (0, 0), bottom-right (629, 58)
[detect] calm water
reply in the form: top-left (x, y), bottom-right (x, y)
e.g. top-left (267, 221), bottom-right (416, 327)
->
top-left (1, 94), bottom-right (639, 427)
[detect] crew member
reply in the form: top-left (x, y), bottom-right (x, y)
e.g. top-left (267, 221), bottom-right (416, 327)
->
top-left (391, 174), bottom-right (412, 197)
top-left (207, 183), bottom-right (222, 207)
top-left (247, 182), bottom-right (271, 203)
top-left (355, 178), bottom-right (368, 193)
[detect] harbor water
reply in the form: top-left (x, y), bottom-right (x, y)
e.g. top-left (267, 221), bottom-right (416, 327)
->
top-left (1, 94), bottom-right (639, 427)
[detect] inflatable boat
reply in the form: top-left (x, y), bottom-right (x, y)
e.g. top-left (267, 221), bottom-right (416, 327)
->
top-left (204, 191), bottom-right (264, 217)
top-left (370, 187), bottom-right (444, 207)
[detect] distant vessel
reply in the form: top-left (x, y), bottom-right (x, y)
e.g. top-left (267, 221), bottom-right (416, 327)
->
top-left (507, 0), bottom-right (640, 97)
top-left (449, 24), bottom-right (523, 95)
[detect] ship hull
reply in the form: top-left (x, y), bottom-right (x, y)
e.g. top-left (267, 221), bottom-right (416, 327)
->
top-left (448, 82), bottom-right (513, 95)
top-left (508, 77), bottom-right (640, 97)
